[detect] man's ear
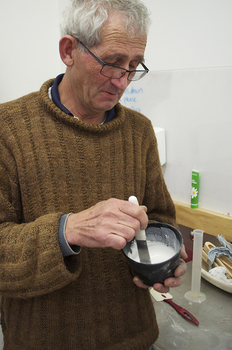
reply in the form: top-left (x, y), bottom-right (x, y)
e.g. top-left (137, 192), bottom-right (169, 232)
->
top-left (59, 35), bottom-right (77, 67)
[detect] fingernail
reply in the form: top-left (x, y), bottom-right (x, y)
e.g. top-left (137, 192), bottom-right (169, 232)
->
top-left (180, 270), bottom-right (185, 276)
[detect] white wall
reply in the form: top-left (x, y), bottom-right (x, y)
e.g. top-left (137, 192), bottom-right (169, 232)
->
top-left (0, 0), bottom-right (61, 103)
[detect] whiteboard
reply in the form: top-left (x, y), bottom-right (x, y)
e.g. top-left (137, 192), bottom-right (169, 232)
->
top-left (121, 67), bottom-right (232, 217)
top-left (143, 0), bottom-right (232, 71)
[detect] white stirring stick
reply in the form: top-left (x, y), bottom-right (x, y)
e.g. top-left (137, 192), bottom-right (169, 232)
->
top-left (128, 196), bottom-right (151, 264)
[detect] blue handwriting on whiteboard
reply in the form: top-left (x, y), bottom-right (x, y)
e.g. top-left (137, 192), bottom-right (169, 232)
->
top-left (124, 97), bottom-right (137, 103)
top-left (120, 86), bottom-right (143, 113)
top-left (131, 106), bottom-right (141, 112)
top-left (124, 87), bottom-right (143, 94)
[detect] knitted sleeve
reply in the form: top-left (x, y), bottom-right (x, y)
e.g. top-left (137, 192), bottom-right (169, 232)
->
top-left (0, 114), bottom-right (82, 299)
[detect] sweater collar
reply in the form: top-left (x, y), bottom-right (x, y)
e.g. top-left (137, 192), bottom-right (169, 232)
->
top-left (51, 74), bottom-right (115, 124)
top-left (40, 79), bottom-right (126, 133)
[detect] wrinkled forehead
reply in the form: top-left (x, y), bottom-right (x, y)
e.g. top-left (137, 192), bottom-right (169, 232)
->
top-left (100, 11), bottom-right (147, 45)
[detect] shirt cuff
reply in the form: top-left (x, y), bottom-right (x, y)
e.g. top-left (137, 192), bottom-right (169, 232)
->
top-left (58, 213), bottom-right (82, 257)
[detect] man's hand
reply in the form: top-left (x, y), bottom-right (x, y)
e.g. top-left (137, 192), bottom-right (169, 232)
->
top-left (65, 198), bottom-right (148, 250)
top-left (133, 245), bottom-right (188, 292)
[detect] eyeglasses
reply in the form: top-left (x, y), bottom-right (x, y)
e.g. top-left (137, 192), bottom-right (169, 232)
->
top-left (76, 39), bottom-right (149, 81)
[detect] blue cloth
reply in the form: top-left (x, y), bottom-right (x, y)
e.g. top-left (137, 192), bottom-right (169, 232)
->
top-left (208, 235), bottom-right (232, 269)
top-left (58, 213), bottom-right (82, 257)
top-left (218, 234), bottom-right (232, 251)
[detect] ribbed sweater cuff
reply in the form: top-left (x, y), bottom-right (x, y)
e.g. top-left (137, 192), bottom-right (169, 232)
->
top-left (58, 213), bottom-right (82, 257)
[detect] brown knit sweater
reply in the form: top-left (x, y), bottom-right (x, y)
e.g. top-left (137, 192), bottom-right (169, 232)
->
top-left (0, 79), bottom-right (176, 350)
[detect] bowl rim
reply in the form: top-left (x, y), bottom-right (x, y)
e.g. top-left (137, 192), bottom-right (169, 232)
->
top-left (122, 221), bottom-right (183, 266)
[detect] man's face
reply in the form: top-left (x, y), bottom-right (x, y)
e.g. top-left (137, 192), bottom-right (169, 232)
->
top-left (70, 13), bottom-right (147, 116)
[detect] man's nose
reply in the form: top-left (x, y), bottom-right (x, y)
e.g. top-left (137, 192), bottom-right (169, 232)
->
top-left (110, 73), bottom-right (129, 91)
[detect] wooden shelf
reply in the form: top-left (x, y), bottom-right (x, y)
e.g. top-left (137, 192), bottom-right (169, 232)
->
top-left (174, 201), bottom-right (232, 241)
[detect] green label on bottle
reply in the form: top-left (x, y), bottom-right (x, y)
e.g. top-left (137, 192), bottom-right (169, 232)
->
top-left (191, 170), bottom-right (199, 208)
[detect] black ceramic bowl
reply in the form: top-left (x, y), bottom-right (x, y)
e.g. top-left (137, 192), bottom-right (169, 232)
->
top-left (122, 222), bottom-right (183, 286)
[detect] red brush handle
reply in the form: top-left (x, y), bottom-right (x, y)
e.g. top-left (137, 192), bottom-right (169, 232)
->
top-left (163, 299), bottom-right (199, 325)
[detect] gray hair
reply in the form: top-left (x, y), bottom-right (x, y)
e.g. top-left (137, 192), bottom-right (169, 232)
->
top-left (60, 0), bottom-right (151, 48)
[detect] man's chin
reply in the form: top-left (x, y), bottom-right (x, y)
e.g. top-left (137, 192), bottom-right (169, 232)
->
top-left (96, 99), bottom-right (119, 112)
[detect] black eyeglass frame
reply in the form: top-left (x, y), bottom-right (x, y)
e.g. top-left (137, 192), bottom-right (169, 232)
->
top-left (75, 38), bottom-right (149, 81)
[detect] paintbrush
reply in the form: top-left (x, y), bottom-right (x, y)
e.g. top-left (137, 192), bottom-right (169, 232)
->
top-left (128, 196), bottom-right (151, 264)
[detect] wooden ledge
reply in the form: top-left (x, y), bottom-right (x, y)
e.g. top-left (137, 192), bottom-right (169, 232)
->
top-left (174, 201), bottom-right (232, 241)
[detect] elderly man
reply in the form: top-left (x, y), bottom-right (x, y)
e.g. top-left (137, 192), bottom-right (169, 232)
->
top-left (0, 0), bottom-right (187, 349)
